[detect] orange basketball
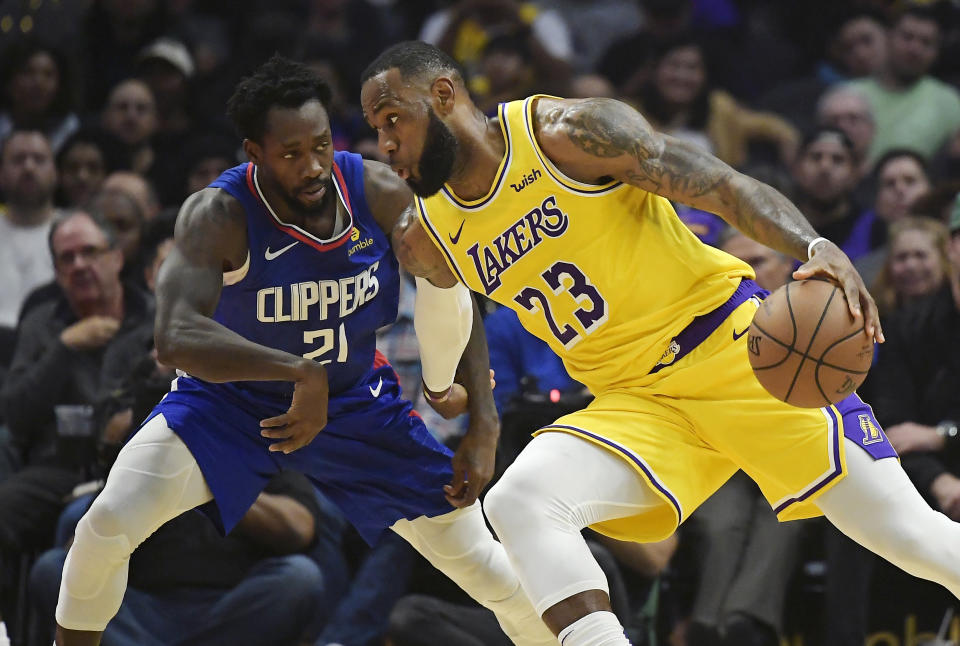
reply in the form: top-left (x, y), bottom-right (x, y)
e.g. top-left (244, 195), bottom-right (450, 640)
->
top-left (746, 279), bottom-right (874, 408)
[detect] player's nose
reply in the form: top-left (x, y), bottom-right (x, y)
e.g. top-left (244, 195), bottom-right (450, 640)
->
top-left (377, 129), bottom-right (397, 155)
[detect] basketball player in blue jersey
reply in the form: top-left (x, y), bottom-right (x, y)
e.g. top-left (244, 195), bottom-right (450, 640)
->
top-left (360, 41), bottom-right (960, 646)
top-left (53, 56), bottom-right (555, 646)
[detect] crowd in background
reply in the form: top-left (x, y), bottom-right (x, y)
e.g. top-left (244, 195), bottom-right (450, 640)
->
top-left (0, 0), bottom-right (959, 645)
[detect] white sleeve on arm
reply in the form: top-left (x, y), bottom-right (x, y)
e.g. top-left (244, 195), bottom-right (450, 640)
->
top-left (414, 276), bottom-right (473, 392)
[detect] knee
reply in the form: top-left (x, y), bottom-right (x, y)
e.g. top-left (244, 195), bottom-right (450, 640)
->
top-left (268, 555), bottom-right (325, 607)
top-left (484, 470), bottom-right (542, 536)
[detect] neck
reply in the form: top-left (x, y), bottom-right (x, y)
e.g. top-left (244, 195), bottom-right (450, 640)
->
top-left (5, 202), bottom-right (53, 227)
top-left (878, 65), bottom-right (921, 90)
top-left (73, 285), bottom-right (124, 320)
top-left (254, 167), bottom-right (337, 236)
top-left (445, 108), bottom-right (506, 202)
top-left (799, 196), bottom-right (851, 227)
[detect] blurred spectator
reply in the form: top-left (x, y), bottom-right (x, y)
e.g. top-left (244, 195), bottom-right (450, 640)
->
top-left (88, 189), bottom-right (146, 285)
top-left (635, 35), bottom-right (798, 169)
top-left (80, 0), bottom-right (171, 110)
top-left (180, 134), bottom-right (238, 201)
top-left (302, 0), bottom-right (402, 102)
top-left (760, 10), bottom-right (887, 136)
top-left (470, 34), bottom-right (536, 114)
top-left (872, 216), bottom-right (951, 317)
top-left (867, 199), bottom-right (960, 523)
top-left (136, 38), bottom-right (194, 138)
top-left (0, 39), bottom-right (79, 153)
top-left (0, 210), bottom-right (152, 554)
top-left (850, 5), bottom-right (960, 162)
top-left (682, 230), bottom-right (803, 646)
top-left (791, 128), bottom-right (878, 261)
top-left (829, 10), bottom-right (889, 80)
top-left (419, 0), bottom-right (573, 94)
top-left (872, 148), bottom-right (932, 226)
top-left (102, 171), bottom-right (161, 223)
top-left (55, 128), bottom-right (130, 209)
top-left (30, 471), bottom-right (328, 646)
top-left (541, 0), bottom-right (643, 73)
top-left (136, 38), bottom-right (205, 206)
top-left (854, 149), bottom-right (934, 296)
top-left (0, 131), bottom-right (59, 331)
top-left (100, 78), bottom-right (158, 176)
top-left (816, 85), bottom-right (876, 179)
top-left (568, 74), bottom-right (618, 99)
top-left (299, 38), bottom-right (373, 153)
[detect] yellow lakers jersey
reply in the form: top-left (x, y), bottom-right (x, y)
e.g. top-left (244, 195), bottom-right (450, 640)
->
top-left (416, 96), bottom-right (754, 394)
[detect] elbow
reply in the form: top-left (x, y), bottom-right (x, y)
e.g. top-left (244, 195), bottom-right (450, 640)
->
top-left (154, 324), bottom-right (187, 368)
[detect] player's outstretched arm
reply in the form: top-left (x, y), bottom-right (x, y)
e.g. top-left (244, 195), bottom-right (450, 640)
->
top-left (534, 96), bottom-right (883, 343)
top-left (364, 160), bottom-right (500, 506)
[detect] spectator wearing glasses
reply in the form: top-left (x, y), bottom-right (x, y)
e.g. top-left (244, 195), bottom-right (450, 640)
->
top-left (0, 209), bottom-right (152, 555)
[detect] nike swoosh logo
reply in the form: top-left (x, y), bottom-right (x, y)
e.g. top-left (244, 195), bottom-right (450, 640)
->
top-left (448, 220), bottom-right (465, 245)
top-left (369, 377), bottom-right (383, 398)
top-left (733, 327), bottom-right (749, 341)
top-left (264, 241), bottom-right (299, 260)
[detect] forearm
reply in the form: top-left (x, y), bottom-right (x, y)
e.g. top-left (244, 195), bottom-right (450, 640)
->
top-left (457, 300), bottom-right (499, 432)
top-left (414, 277), bottom-right (473, 392)
top-left (714, 173), bottom-right (819, 261)
top-left (155, 309), bottom-right (314, 384)
top-left (233, 492), bottom-right (316, 554)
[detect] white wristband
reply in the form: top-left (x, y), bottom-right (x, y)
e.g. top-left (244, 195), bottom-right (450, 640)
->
top-left (807, 237), bottom-right (829, 261)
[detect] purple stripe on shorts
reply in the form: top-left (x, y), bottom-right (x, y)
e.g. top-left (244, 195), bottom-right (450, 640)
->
top-left (649, 278), bottom-right (767, 374)
top-left (774, 405), bottom-right (844, 514)
top-left (542, 424), bottom-right (685, 523)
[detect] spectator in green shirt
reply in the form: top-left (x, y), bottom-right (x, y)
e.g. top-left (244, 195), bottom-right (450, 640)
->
top-left (850, 5), bottom-right (960, 162)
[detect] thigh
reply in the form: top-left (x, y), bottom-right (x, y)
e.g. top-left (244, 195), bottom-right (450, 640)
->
top-left (538, 395), bottom-right (738, 542)
top-left (87, 414), bottom-right (213, 543)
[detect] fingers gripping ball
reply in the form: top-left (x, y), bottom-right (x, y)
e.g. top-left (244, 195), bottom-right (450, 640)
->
top-left (747, 279), bottom-right (874, 407)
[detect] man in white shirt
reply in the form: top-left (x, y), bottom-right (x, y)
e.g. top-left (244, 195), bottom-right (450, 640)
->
top-left (0, 130), bottom-right (59, 330)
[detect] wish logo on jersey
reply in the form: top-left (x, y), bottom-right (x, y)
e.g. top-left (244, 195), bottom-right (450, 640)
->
top-left (257, 262), bottom-right (380, 322)
top-left (466, 194), bottom-right (569, 295)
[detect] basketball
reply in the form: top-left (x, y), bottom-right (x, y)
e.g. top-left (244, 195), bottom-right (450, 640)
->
top-left (746, 279), bottom-right (874, 408)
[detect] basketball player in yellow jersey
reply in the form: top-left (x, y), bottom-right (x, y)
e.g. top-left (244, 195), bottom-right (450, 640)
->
top-left (361, 42), bottom-right (960, 646)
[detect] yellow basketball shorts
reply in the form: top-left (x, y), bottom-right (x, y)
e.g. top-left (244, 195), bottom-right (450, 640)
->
top-left (535, 298), bottom-right (895, 543)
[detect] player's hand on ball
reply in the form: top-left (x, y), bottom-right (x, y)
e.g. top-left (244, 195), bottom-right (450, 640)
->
top-left (426, 369), bottom-right (496, 419)
top-left (260, 360), bottom-right (329, 453)
top-left (793, 239), bottom-right (884, 344)
top-left (444, 414), bottom-right (499, 508)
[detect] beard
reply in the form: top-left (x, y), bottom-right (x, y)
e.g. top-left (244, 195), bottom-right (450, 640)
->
top-left (407, 110), bottom-right (458, 198)
top-left (281, 178), bottom-right (333, 215)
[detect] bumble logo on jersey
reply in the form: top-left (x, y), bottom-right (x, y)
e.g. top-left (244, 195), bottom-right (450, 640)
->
top-left (348, 226), bottom-right (375, 256)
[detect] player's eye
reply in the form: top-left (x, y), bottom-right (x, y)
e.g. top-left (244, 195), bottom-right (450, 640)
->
top-left (389, 114), bottom-right (399, 126)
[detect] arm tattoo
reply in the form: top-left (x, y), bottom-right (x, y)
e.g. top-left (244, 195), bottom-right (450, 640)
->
top-left (561, 98), bottom-right (816, 259)
top-left (563, 99), bottom-right (726, 198)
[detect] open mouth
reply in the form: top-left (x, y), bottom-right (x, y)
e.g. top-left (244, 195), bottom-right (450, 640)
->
top-left (392, 166), bottom-right (411, 180)
top-left (301, 184), bottom-right (327, 201)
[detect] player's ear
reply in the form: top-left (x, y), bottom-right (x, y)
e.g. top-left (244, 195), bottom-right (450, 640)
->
top-left (431, 77), bottom-right (456, 116)
top-left (243, 139), bottom-right (263, 165)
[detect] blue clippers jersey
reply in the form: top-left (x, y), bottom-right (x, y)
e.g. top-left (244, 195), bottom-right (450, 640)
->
top-left (207, 152), bottom-right (400, 397)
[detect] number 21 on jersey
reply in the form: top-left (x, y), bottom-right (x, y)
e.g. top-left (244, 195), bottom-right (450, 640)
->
top-left (513, 261), bottom-right (608, 349)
